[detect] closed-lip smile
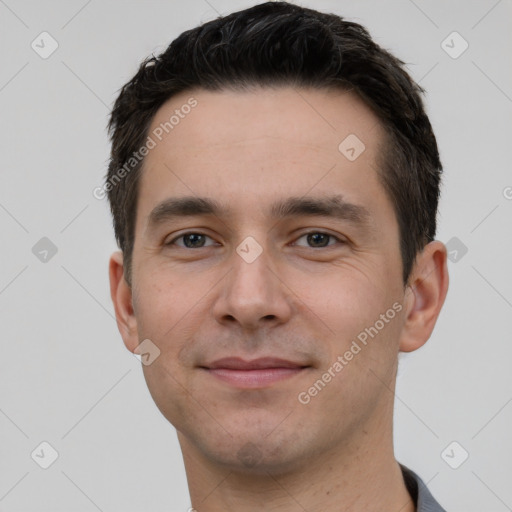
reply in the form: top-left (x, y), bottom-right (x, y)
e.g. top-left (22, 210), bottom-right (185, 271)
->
top-left (201, 357), bottom-right (311, 388)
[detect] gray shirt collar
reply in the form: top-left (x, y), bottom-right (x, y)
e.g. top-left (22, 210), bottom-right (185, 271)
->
top-left (400, 464), bottom-right (447, 512)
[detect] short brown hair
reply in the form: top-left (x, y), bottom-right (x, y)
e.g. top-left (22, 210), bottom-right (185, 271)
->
top-left (106, 1), bottom-right (442, 287)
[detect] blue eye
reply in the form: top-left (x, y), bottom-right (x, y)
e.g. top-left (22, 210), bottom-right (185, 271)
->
top-left (166, 231), bottom-right (344, 249)
top-left (294, 232), bottom-right (343, 248)
top-left (167, 233), bottom-right (216, 248)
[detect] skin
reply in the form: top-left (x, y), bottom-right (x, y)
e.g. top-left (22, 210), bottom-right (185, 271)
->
top-left (109, 86), bottom-right (449, 511)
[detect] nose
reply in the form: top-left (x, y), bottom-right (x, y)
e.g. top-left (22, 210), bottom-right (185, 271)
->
top-left (212, 238), bottom-right (293, 331)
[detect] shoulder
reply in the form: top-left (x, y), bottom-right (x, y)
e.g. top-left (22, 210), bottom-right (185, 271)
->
top-left (400, 463), bottom-right (448, 512)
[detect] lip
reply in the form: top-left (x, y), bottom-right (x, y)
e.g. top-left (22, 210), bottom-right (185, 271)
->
top-left (201, 357), bottom-right (310, 389)
top-left (206, 357), bottom-right (307, 370)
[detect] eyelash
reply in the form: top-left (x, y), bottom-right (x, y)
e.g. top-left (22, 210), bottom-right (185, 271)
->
top-left (165, 231), bottom-right (346, 249)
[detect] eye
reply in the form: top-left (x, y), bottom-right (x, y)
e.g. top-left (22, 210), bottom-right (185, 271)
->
top-left (165, 231), bottom-right (345, 249)
top-left (166, 232), bottom-right (217, 249)
top-left (293, 231), bottom-right (345, 248)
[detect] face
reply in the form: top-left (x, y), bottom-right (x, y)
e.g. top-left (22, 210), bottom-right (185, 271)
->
top-left (112, 86), bottom-right (426, 474)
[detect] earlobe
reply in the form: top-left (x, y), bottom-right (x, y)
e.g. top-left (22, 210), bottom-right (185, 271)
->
top-left (108, 251), bottom-right (139, 353)
top-left (399, 241), bottom-right (449, 353)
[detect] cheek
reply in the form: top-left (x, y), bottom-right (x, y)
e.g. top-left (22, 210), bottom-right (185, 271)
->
top-left (141, 360), bottom-right (192, 434)
top-left (134, 276), bottom-right (202, 421)
top-left (134, 271), bottom-right (201, 339)
top-left (293, 264), bottom-right (402, 373)
top-left (295, 264), bottom-right (387, 330)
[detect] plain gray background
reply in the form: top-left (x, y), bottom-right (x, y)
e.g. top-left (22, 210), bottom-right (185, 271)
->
top-left (1, 0), bottom-right (511, 510)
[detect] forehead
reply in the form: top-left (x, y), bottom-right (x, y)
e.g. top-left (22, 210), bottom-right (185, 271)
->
top-left (146, 85), bottom-right (382, 156)
top-left (137, 86), bottom-right (391, 228)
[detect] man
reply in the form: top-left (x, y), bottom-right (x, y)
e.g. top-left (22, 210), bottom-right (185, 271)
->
top-left (106, 2), bottom-right (449, 510)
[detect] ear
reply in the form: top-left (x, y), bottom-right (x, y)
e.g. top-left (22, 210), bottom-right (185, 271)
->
top-left (399, 240), bottom-right (449, 353)
top-left (109, 251), bottom-right (139, 353)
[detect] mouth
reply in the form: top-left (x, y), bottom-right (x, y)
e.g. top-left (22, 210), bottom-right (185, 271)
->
top-left (200, 357), bottom-right (311, 389)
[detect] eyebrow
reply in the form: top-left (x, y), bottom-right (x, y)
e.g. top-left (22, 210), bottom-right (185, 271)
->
top-left (147, 194), bottom-right (373, 232)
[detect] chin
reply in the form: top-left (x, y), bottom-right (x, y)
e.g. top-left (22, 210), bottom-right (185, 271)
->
top-left (185, 423), bottom-right (317, 476)
top-left (211, 442), bottom-right (305, 476)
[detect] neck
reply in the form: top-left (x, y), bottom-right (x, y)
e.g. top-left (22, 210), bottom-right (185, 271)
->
top-left (178, 399), bottom-right (415, 512)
